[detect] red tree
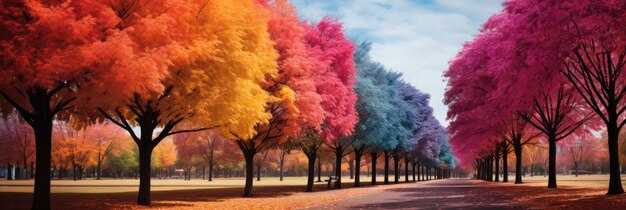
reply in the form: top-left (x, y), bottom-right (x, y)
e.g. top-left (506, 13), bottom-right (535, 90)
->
top-left (0, 1), bottom-right (178, 207)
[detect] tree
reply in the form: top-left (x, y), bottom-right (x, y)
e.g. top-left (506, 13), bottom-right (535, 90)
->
top-left (444, 22), bottom-right (507, 171)
top-left (197, 131), bottom-right (226, 182)
top-left (298, 129), bottom-right (323, 192)
top-left (562, 42), bottom-right (626, 193)
top-left (0, 0), bottom-right (186, 207)
top-left (51, 134), bottom-right (71, 180)
top-left (396, 82), bottom-right (439, 183)
top-left (492, 0), bottom-right (626, 194)
top-left (107, 140), bottom-right (139, 179)
top-left (53, 123), bottom-right (94, 181)
top-left (517, 86), bottom-right (593, 188)
top-left (153, 139), bottom-right (176, 179)
top-left (278, 141), bottom-right (298, 181)
top-left (300, 16), bottom-right (358, 190)
top-left (85, 122), bottom-right (126, 180)
top-left (564, 133), bottom-right (600, 177)
top-left (173, 133), bottom-right (198, 180)
top-left (304, 17), bottom-right (358, 189)
top-left (233, 0), bottom-right (331, 197)
top-left (0, 112), bottom-right (35, 179)
top-left (437, 133), bottom-right (457, 177)
top-left (502, 117), bottom-right (538, 184)
top-left (414, 116), bottom-right (445, 178)
top-left (254, 0), bottom-right (325, 193)
top-left (353, 42), bottom-right (422, 186)
top-left (96, 0), bottom-right (278, 204)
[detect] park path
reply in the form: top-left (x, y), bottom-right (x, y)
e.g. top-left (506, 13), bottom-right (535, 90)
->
top-left (304, 179), bottom-right (529, 209)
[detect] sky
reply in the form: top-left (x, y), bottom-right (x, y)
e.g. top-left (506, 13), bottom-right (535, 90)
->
top-left (292, 0), bottom-right (504, 126)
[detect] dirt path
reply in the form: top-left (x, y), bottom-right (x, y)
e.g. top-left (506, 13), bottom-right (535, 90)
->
top-left (305, 179), bottom-right (528, 209)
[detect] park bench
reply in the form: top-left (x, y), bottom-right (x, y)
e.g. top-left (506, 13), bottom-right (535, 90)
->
top-left (324, 176), bottom-right (338, 189)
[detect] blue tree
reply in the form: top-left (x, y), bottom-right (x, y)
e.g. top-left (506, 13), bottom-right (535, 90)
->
top-left (352, 41), bottom-right (405, 186)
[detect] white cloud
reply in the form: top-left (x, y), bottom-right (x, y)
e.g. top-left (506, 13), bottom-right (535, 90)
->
top-left (292, 0), bottom-right (503, 126)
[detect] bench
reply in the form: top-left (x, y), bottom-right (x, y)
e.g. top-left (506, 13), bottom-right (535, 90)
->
top-left (324, 176), bottom-right (338, 189)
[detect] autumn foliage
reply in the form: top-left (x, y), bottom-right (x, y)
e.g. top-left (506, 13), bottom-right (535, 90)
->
top-left (1, 0), bottom-right (452, 209)
top-left (445, 0), bottom-right (626, 194)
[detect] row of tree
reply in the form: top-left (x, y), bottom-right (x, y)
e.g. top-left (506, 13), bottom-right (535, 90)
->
top-left (0, 0), bottom-right (456, 209)
top-left (444, 0), bottom-right (626, 195)
top-left (0, 115), bottom-right (441, 182)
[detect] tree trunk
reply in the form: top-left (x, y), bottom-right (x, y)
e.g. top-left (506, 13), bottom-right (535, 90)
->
top-left (606, 121), bottom-right (624, 194)
top-left (256, 162), bottom-right (261, 182)
top-left (32, 112), bottom-right (53, 210)
top-left (502, 143), bottom-right (509, 182)
top-left (371, 150), bottom-right (378, 185)
top-left (97, 157), bottom-right (102, 180)
top-left (548, 137), bottom-right (557, 188)
top-left (279, 159), bottom-right (284, 181)
top-left (243, 151), bottom-right (254, 197)
top-left (489, 157), bottom-right (494, 181)
top-left (208, 160), bottom-right (213, 182)
top-left (417, 162), bottom-right (421, 181)
top-left (404, 155), bottom-right (409, 182)
top-left (412, 162), bottom-right (416, 182)
top-left (23, 159), bottom-right (28, 180)
top-left (7, 163), bottom-right (12, 180)
top-left (574, 163), bottom-right (578, 177)
top-left (514, 147), bottom-right (523, 184)
top-left (334, 144), bottom-right (343, 189)
top-left (137, 144), bottom-right (153, 205)
top-left (279, 148), bottom-right (286, 181)
top-left (495, 154), bottom-right (500, 182)
top-left (354, 149), bottom-right (363, 187)
top-left (348, 158), bottom-right (354, 179)
top-left (305, 152), bottom-right (316, 192)
top-left (317, 157), bottom-right (322, 182)
top-left (72, 165), bottom-right (77, 181)
top-left (476, 160), bottom-right (481, 180)
top-left (384, 151), bottom-right (390, 184)
top-left (393, 153), bottom-right (399, 183)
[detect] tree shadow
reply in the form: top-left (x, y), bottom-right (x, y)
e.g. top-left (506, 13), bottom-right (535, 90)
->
top-left (485, 182), bottom-right (626, 209)
top-left (0, 179), bottom-right (401, 209)
top-left (344, 182), bottom-right (529, 210)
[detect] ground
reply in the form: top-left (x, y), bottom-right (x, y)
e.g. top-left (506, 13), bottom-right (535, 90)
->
top-left (308, 179), bottom-right (527, 209)
top-left (1, 175), bottom-right (626, 209)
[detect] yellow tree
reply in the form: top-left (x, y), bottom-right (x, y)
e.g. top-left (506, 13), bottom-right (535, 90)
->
top-left (52, 123), bottom-right (94, 181)
top-left (96, 0), bottom-right (277, 205)
top-left (153, 139), bottom-right (177, 178)
top-left (234, 0), bottom-right (330, 197)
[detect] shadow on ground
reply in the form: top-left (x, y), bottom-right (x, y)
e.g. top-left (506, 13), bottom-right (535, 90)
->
top-left (484, 181), bottom-right (626, 209)
top-left (0, 181), bottom-right (387, 210)
top-left (311, 180), bottom-right (528, 210)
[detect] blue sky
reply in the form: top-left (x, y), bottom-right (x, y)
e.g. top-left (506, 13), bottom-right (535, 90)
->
top-left (291, 0), bottom-right (504, 125)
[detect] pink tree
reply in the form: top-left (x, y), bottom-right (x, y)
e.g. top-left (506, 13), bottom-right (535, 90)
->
top-left (489, 0), bottom-right (625, 193)
top-left (257, 0), bottom-right (325, 192)
top-left (304, 17), bottom-right (358, 189)
top-left (446, 0), bottom-right (625, 193)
